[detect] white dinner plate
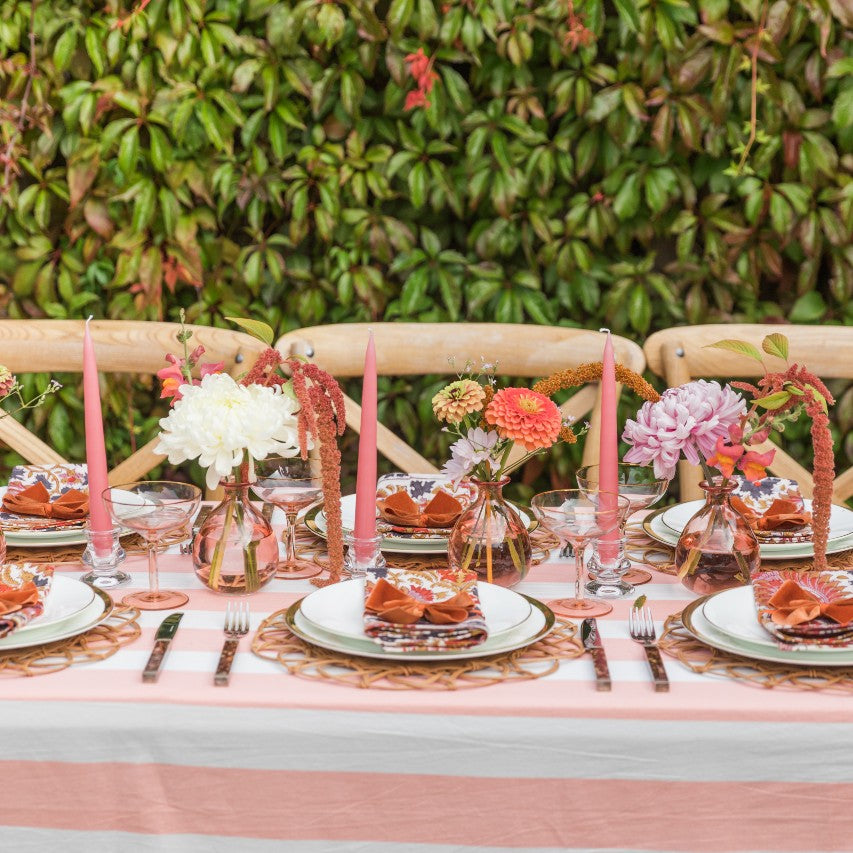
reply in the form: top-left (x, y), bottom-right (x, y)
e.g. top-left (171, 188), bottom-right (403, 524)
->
top-left (643, 507), bottom-right (853, 560)
top-left (287, 585), bottom-right (553, 662)
top-left (662, 500), bottom-right (853, 546)
top-left (306, 494), bottom-right (537, 554)
top-left (681, 588), bottom-right (853, 667)
top-left (299, 578), bottom-right (533, 643)
top-left (12, 575), bottom-right (96, 636)
top-left (0, 585), bottom-right (113, 652)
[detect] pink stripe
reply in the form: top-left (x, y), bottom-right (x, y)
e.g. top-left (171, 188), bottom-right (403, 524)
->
top-left (2, 762), bottom-right (851, 850)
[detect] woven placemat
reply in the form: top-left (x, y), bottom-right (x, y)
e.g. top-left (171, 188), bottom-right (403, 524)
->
top-left (4, 530), bottom-right (191, 565)
top-left (659, 612), bottom-right (853, 693)
top-left (0, 605), bottom-right (141, 677)
top-left (252, 611), bottom-right (582, 690)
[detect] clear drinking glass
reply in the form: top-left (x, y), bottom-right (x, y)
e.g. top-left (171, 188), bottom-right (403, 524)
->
top-left (104, 481), bottom-right (201, 610)
top-left (576, 464), bottom-right (669, 597)
top-left (250, 457), bottom-right (324, 580)
top-left (530, 489), bottom-right (630, 619)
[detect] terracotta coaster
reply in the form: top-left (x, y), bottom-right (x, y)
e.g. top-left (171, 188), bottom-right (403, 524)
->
top-left (622, 569), bottom-right (652, 585)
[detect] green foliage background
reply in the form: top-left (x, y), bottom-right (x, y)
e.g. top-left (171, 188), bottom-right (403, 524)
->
top-left (0, 0), bottom-right (851, 487)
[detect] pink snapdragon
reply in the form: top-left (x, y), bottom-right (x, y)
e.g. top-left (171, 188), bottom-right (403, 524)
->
top-left (622, 380), bottom-right (746, 480)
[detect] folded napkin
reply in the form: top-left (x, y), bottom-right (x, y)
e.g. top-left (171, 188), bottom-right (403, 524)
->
top-left (731, 477), bottom-right (812, 542)
top-left (753, 569), bottom-right (853, 649)
top-left (0, 464), bottom-right (90, 531)
top-left (363, 568), bottom-right (488, 652)
top-left (0, 564), bottom-right (54, 639)
top-left (376, 490), bottom-right (463, 529)
top-left (2, 481), bottom-right (89, 519)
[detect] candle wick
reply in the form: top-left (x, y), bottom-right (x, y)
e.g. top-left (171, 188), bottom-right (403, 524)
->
top-left (599, 327), bottom-right (610, 334)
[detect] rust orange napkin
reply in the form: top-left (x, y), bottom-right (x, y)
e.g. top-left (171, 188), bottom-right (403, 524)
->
top-left (365, 577), bottom-right (474, 625)
top-left (731, 496), bottom-right (812, 532)
top-left (1, 482), bottom-right (89, 520)
top-left (766, 579), bottom-right (853, 627)
top-left (362, 568), bottom-right (488, 652)
top-left (376, 490), bottom-right (463, 529)
top-left (0, 564), bottom-right (54, 639)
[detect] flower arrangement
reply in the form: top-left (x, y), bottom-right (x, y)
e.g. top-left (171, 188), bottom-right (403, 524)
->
top-left (433, 365), bottom-right (574, 484)
top-left (622, 333), bottom-right (836, 571)
top-left (433, 360), bottom-right (660, 483)
top-left (155, 316), bottom-right (347, 582)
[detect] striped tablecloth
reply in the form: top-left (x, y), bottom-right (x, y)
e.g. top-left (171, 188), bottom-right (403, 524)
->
top-left (2, 539), bottom-right (853, 853)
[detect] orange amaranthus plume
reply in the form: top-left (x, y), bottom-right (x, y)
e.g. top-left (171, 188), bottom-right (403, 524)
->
top-left (533, 362), bottom-right (660, 402)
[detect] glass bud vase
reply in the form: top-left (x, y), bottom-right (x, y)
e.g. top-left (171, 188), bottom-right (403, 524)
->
top-left (447, 478), bottom-right (531, 588)
top-left (674, 478), bottom-right (760, 595)
top-left (193, 479), bottom-right (279, 594)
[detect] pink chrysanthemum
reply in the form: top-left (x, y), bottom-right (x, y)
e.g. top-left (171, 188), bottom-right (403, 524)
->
top-left (484, 387), bottom-right (562, 452)
top-left (622, 380), bottom-right (746, 481)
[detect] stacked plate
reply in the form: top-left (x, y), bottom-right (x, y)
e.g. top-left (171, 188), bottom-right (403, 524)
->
top-left (286, 579), bottom-right (554, 661)
top-left (644, 500), bottom-right (853, 560)
top-left (682, 585), bottom-right (853, 667)
top-left (305, 493), bottom-right (537, 555)
top-left (0, 576), bottom-right (113, 652)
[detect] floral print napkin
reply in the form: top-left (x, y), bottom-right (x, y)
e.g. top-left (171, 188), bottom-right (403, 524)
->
top-left (363, 567), bottom-right (488, 653)
top-left (0, 464), bottom-right (89, 531)
top-left (0, 563), bottom-right (54, 639)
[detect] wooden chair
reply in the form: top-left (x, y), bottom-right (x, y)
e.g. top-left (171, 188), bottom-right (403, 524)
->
top-left (644, 324), bottom-right (853, 503)
top-left (276, 322), bottom-right (646, 474)
top-left (0, 320), bottom-right (267, 485)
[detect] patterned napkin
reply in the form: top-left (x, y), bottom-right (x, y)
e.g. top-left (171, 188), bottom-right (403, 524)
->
top-left (731, 477), bottom-right (812, 543)
top-left (0, 464), bottom-right (89, 531)
top-left (363, 567), bottom-right (488, 652)
top-left (0, 563), bottom-right (54, 639)
top-left (753, 569), bottom-right (853, 649)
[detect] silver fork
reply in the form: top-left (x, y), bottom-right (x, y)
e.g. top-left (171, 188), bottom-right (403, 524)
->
top-left (628, 606), bottom-right (669, 692)
top-left (214, 602), bottom-right (250, 686)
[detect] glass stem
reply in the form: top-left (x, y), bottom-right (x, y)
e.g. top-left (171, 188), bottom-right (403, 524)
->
top-left (147, 544), bottom-right (159, 597)
top-left (574, 544), bottom-right (585, 603)
top-left (284, 511), bottom-right (298, 562)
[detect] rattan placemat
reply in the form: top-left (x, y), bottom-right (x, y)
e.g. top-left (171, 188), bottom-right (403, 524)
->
top-left (252, 610), bottom-right (582, 690)
top-left (0, 605), bottom-right (141, 677)
top-left (659, 612), bottom-right (853, 693)
top-left (4, 530), bottom-right (188, 565)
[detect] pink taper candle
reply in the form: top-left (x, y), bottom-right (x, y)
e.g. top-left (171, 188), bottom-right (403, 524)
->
top-left (353, 330), bottom-right (378, 553)
top-left (83, 317), bottom-right (113, 543)
top-left (598, 329), bottom-right (620, 560)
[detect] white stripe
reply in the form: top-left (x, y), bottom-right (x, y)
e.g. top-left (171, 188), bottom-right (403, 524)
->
top-left (2, 702), bottom-right (853, 783)
top-left (6, 828), bottom-right (793, 853)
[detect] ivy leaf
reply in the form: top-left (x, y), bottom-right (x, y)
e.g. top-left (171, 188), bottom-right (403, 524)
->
top-left (761, 333), bottom-right (788, 361)
top-left (226, 317), bottom-right (274, 345)
top-left (705, 340), bottom-right (763, 362)
top-left (633, 594), bottom-right (647, 609)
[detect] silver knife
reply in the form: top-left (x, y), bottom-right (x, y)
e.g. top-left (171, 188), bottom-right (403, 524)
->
top-left (581, 618), bottom-right (612, 692)
top-left (142, 613), bottom-right (183, 683)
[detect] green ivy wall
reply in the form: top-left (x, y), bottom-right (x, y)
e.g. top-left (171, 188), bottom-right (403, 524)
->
top-left (0, 0), bottom-right (851, 486)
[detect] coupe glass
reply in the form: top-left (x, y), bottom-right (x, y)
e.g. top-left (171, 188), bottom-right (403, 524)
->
top-left (104, 481), bottom-right (201, 610)
top-left (576, 464), bottom-right (669, 597)
top-left (250, 456), bottom-right (324, 579)
top-left (530, 489), bottom-right (629, 619)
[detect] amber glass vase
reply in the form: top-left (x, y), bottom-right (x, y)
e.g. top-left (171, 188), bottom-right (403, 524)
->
top-left (193, 479), bottom-right (279, 594)
top-left (447, 477), bottom-right (531, 588)
top-left (674, 478), bottom-right (760, 595)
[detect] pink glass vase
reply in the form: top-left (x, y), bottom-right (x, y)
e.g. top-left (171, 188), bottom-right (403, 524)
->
top-left (193, 479), bottom-right (278, 594)
top-left (447, 477), bottom-right (531, 588)
top-left (674, 478), bottom-right (760, 595)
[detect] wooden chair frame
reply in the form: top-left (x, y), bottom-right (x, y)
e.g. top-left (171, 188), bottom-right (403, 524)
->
top-left (644, 323), bottom-right (853, 503)
top-left (277, 322), bottom-right (646, 474)
top-left (0, 320), bottom-right (267, 485)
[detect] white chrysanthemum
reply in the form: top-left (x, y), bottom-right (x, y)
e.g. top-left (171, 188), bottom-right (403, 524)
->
top-left (155, 373), bottom-right (302, 490)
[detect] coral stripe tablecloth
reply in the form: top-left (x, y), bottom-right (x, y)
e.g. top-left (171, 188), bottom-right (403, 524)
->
top-left (2, 541), bottom-right (853, 853)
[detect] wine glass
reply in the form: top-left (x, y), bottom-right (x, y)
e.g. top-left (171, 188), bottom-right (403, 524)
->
top-left (576, 463), bottom-right (669, 596)
top-left (530, 489), bottom-right (630, 619)
top-left (250, 456), bottom-right (324, 579)
top-left (104, 481), bottom-right (201, 610)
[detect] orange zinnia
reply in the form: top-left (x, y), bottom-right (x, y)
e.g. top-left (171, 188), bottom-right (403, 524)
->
top-left (485, 387), bottom-right (562, 452)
